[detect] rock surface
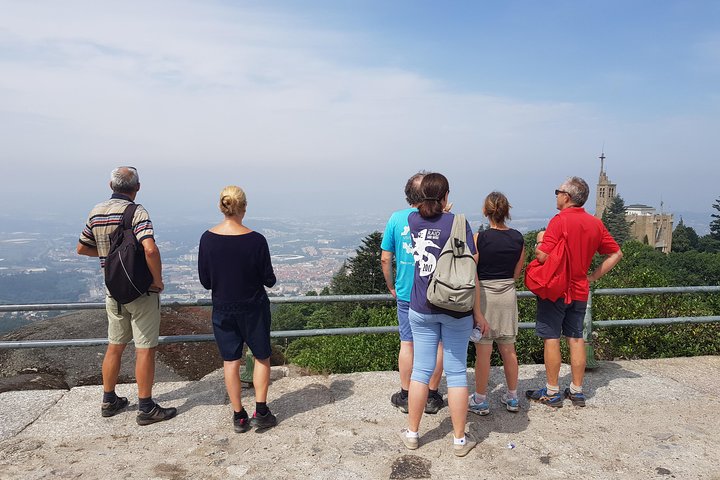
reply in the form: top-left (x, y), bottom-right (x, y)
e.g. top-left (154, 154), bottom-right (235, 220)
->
top-left (1, 357), bottom-right (719, 479)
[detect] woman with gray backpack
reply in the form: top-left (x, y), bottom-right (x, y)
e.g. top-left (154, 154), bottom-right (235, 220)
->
top-left (399, 172), bottom-right (489, 457)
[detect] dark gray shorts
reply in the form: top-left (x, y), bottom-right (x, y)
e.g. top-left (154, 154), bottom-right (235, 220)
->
top-left (535, 297), bottom-right (587, 339)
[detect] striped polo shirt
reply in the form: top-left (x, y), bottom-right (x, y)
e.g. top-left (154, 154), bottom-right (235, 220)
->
top-left (79, 193), bottom-right (155, 267)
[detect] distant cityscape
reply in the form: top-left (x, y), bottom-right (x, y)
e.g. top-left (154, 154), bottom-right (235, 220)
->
top-left (0, 206), bottom-right (713, 333)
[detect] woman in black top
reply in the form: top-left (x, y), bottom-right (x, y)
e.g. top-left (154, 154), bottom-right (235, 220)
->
top-left (198, 186), bottom-right (277, 433)
top-left (468, 192), bottom-right (525, 416)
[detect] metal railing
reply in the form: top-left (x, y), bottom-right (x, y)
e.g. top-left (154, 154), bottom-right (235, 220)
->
top-left (1, 288), bottom-right (719, 365)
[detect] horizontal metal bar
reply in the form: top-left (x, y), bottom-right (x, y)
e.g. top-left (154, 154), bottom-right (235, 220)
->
top-left (593, 286), bottom-right (720, 296)
top-left (1, 315), bottom-right (717, 349)
top-left (593, 316), bottom-right (720, 327)
top-left (3, 287), bottom-right (718, 314)
top-left (0, 294), bottom-right (395, 313)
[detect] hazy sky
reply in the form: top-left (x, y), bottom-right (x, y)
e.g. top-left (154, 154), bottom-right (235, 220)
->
top-left (1, 1), bottom-right (719, 226)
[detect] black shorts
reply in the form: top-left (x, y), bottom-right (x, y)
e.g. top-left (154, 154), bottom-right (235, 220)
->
top-left (211, 300), bottom-right (272, 361)
top-left (535, 297), bottom-right (587, 339)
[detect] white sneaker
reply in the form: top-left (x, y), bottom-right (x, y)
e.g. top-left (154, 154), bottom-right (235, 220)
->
top-left (453, 432), bottom-right (477, 457)
top-left (399, 429), bottom-right (419, 450)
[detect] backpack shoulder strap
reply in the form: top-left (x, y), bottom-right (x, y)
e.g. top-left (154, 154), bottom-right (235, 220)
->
top-left (122, 203), bottom-right (139, 230)
top-left (451, 213), bottom-right (467, 254)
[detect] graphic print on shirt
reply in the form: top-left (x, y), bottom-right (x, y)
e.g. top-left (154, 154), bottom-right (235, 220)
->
top-left (401, 226), bottom-right (414, 255)
top-left (412, 229), bottom-right (441, 277)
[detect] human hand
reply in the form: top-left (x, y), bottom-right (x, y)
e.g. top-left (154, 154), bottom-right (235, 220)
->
top-left (149, 280), bottom-right (164, 293)
top-left (536, 231), bottom-right (545, 243)
top-left (474, 314), bottom-right (489, 335)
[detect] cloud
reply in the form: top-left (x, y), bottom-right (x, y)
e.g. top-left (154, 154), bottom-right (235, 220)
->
top-left (1, 1), bottom-right (717, 222)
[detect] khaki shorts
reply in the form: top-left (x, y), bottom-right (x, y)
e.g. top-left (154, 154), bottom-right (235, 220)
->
top-left (106, 292), bottom-right (161, 348)
top-left (477, 335), bottom-right (516, 345)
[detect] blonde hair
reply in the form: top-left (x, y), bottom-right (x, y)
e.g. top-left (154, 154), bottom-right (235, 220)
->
top-left (219, 186), bottom-right (247, 216)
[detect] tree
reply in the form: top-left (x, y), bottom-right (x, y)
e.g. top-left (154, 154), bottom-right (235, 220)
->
top-left (671, 218), bottom-right (700, 253)
top-left (711, 196), bottom-right (720, 240)
top-left (698, 235), bottom-right (720, 253)
top-left (602, 195), bottom-right (631, 245)
top-left (330, 231), bottom-right (385, 295)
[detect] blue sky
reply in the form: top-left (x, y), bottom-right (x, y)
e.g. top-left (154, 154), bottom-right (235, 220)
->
top-left (1, 1), bottom-right (718, 230)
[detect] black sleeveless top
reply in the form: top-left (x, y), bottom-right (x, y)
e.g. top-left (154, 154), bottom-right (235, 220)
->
top-left (476, 228), bottom-right (524, 280)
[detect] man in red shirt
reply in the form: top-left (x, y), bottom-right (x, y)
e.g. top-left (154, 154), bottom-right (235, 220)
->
top-left (526, 177), bottom-right (623, 407)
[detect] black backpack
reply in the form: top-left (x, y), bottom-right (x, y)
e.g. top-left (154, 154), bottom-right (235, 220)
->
top-left (104, 204), bottom-right (153, 304)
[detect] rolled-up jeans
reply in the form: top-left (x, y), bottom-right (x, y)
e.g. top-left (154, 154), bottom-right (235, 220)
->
top-left (408, 308), bottom-right (473, 388)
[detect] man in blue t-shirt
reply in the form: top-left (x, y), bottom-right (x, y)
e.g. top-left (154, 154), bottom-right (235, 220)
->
top-left (381, 172), bottom-right (444, 414)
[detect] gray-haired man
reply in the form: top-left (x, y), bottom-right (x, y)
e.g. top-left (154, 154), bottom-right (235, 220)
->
top-left (77, 167), bottom-right (176, 425)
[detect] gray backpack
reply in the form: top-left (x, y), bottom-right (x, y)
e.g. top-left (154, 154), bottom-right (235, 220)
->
top-left (426, 214), bottom-right (477, 312)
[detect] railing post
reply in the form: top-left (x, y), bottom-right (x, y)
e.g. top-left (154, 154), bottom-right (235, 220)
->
top-left (583, 291), bottom-right (599, 369)
top-left (240, 349), bottom-right (255, 385)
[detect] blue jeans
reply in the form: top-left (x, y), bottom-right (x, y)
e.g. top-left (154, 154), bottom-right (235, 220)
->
top-left (408, 308), bottom-right (473, 388)
top-left (396, 300), bottom-right (413, 342)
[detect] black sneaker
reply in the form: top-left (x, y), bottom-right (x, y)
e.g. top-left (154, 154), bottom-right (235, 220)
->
top-left (233, 415), bottom-right (251, 433)
top-left (250, 410), bottom-right (277, 430)
top-left (101, 396), bottom-right (129, 417)
top-left (390, 391), bottom-right (409, 413)
top-left (424, 391), bottom-right (444, 414)
top-left (136, 403), bottom-right (178, 426)
top-left (564, 388), bottom-right (586, 407)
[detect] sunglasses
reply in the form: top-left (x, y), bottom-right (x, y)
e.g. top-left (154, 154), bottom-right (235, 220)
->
top-left (555, 189), bottom-right (569, 196)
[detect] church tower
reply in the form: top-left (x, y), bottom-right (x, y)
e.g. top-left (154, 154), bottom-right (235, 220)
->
top-left (594, 151), bottom-right (616, 218)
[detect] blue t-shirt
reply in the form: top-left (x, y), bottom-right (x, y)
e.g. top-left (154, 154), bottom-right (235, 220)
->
top-left (408, 211), bottom-right (477, 317)
top-left (381, 207), bottom-right (416, 302)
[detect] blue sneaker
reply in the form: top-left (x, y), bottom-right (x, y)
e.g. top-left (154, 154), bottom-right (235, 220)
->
top-left (468, 394), bottom-right (490, 416)
top-left (564, 388), bottom-right (586, 407)
top-left (525, 387), bottom-right (563, 408)
top-left (501, 394), bottom-right (520, 412)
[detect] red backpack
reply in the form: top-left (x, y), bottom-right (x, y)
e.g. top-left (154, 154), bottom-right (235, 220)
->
top-left (524, 218), bottom-right (572, 304)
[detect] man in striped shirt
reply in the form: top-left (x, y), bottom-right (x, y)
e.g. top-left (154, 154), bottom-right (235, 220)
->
top-left (77, 166), bottom-right (176, 425)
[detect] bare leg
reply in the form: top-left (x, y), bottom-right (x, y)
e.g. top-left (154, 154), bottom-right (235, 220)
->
top-left (253, 357), bottom-right (271, 403)
top-left (447, 386), bottom-right (468, 439)
top-left (543, 338), bottom-right (562, 387)
top-left (407, 380), bottom-right (429, 432)
top-left (399, 341), bottom-right (413, 390)
top-left (102, 343), bottom-right (126, 393)
top-left (497, 343), bottom-right (519, 391)
top-left (567, 337), bottom-right (586, 387)
top-left (428, 342), bottom-right (444, 391)
top-left (223, 359), bottom-right (243, 412)
top-left (473, 343), bottom-right (493, 395)
top-left (135, 347), bottom-right (156, 399)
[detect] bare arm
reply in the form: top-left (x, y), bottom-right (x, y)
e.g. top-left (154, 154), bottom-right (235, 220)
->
top-left (141, 237), bottom-right (164, 292)
top-left (588, 250), bottom-right (623, 283)
top-left (77, 242), bottom-right (99, 257)
top-left (513, 246), bottom-right (525, 280)
top-left (535, 230), bottom-right (548, 264)
top-left (471, 252), bottom-right (489, 334)
top-left (380, 250), bottom-right (396, 298)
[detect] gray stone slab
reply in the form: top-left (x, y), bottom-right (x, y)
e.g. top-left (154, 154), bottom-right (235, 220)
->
top-left (0, 358), bottom-right (718, 479)
top-left (0, 390), bottom-right (65, 442)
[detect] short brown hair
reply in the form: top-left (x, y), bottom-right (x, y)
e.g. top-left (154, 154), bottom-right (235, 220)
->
top-left (483, 191), bottom-right (511, 224)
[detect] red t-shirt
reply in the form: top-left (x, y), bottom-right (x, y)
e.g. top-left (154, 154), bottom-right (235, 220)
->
top-left (538, 207), bottom-right (619, 301)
